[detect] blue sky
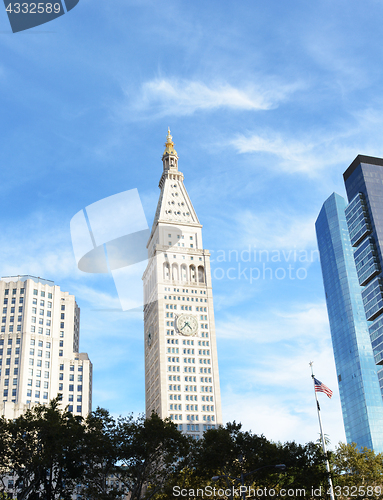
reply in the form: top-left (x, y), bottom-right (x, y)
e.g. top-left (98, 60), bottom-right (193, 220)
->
top-left (2, 0), bottom-right (383, 447)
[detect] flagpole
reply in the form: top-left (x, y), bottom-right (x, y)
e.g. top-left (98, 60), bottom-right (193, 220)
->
top-left (309, 361), bottom-right (335, 500)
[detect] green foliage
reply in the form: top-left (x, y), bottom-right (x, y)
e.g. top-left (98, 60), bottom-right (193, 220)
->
top-left (115, 412), bottom-right (190, 500)
top-left (1, 401), bottom-right (382, 500)
top-left (80, 407), bottom-right (123, 499)
top-left (0, 417), bottom-right (11, 494)
top-left (192, 422), bottom-right (278, 480)
top-left (331, 442), bottom-right (383, 500)
top-left (274, 440), bottom-right (329, 497)
top-left (9, 398), bottom-right (86, 499)
top-left (155, 422), bottom-right (329, 500)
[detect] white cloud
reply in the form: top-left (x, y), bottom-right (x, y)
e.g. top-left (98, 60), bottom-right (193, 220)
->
top-left (230, 340), bottom-right (335, 390)
top-left (208, 208), bottom-right (319, 257)
top-left (230, 102), bottom-right (383, 177)
top-left (230, 131), bottom-right (356, 176)
top-left (218, 308), bottom-right (344, 445)
top-left (222, 389), bottom-right (345, 446)
top-left (231, 209), bottom-right (319, 251)
top-left (0, 211), bottom-right (145, 314)
top-left (0, 213), bottom-right (77, 281)
top-left (233, 134), bottom-right (313, 161)
top-left (217, 301), bottom-right (328, 342)
top-left (122, 78), bottom-right (299, 118)
top-left (70, 284), bottom-right (121, 311)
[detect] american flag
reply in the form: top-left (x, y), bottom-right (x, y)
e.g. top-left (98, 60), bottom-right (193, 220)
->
top-left (314, 378), bottom-right (333, 398)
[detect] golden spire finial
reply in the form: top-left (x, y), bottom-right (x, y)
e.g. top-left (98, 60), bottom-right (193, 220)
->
top-left (163, 128), bottom-right (178, 158)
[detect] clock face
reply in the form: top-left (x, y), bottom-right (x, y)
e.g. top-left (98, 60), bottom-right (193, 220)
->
top-left (176, 314), bottom-right (198, 336)
top-left (147, 327), bottom-right (153, 347)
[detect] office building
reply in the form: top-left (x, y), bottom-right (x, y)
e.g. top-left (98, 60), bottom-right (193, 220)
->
top-left (0, 275), bottom-right (92, 420)
top-left (142, 130), bottom-right (222, 439)
top-left (316, 155), bottom-right (383, 452)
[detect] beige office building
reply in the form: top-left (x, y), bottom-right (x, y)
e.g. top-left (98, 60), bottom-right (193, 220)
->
top-left (0, 275), bottom-right (92, 420)
top-left (143, 130), bottom-right (222, 439)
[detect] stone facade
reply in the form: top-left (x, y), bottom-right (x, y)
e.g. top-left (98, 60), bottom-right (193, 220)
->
top-left (0, 275), bottom-right (92, 420)
top-left (143, 130), bottom-right (222, 439)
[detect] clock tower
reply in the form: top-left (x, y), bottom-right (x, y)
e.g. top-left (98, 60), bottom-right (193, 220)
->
top-left (143, 130), bottom-right (222, 438)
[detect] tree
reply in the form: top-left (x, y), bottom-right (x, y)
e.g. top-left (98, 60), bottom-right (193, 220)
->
top-left (191, 423), bottom-right (283, 499)
top-left (331, 443), bottom-right (383, 500)
top-left (5, 402), bottom-right (383, 500)
top-left (8, 398), bottom-right (86, 499)
top-left (194, 422), bottom-right (279, 475)
top-left (157, 422), bottom-right (329, 500)
top-left (115, 413), bottom-right (189, 500)
top-left (80, 407), bottom-right (122, 499)
top-left (0, 417), bottom-right (11, 494)
top-left (275, 440), bottom-right (328, 497)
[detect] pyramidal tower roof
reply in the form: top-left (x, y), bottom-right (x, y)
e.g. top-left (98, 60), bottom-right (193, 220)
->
top-left (151, 129), bottom-right (201, 231)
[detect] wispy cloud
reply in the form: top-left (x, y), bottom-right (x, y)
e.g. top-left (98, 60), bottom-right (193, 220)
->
top-left (233, 134), bottom-right (313, 159)
top-left (230, 341), bottom-right (335, 390)
top-left (70, 284), bottom-right (121, 311)
top-left (217, 301), bottom-right (328, 342)
top-left (207, 208), bottom-right (319, 255)
top-left (0, 213), bottom-right (77, 281)
top-left (230, 131), bottom-right (355, 175)
top-left (231, 209), bottom-right (318, 251)
top-left (218, 303), bottom-right (343, 444)
top-left (230, 101), bottom-right (383, 177)
top-left (121, 78), bottom-right (299, 118)
top-left (222, 388), bottom-right (344, 445)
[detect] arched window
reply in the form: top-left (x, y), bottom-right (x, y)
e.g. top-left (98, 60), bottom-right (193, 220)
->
top-left (172, 263), bottom-right (179, 281)
top-left (190, 265), bottom-right (197, 282)
top-left (198, 266), bottom-right (205, 283)
top-left (163, 263), bottom-right (170, 280)
top-left (181, 264), bottom-right (188, 282)
top-left (144, 282), bottom-right (147, 304)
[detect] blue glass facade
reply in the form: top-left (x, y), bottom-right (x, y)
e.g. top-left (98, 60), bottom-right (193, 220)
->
top-left (344, 157), bottom-right (383, 385)
top-left (316, 192), bottom-right (383, 452)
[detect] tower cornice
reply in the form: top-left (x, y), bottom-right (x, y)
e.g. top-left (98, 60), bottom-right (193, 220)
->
top-left (159, 170), bottom-right (184, 189)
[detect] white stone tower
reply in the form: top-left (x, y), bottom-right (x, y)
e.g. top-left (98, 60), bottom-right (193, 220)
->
top-left (143, 130), bottom-right (222, 438)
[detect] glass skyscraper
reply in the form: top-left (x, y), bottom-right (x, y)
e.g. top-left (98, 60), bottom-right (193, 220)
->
top-left (316, 155), bottom-right (383, 453)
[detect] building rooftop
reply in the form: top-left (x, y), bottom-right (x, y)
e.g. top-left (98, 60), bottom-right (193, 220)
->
top-left (343, 154), bottom-right (383, 182)
top-left (1, 275), bottom-right (55, 286)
